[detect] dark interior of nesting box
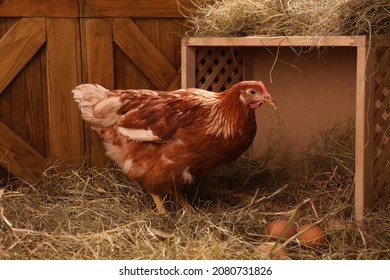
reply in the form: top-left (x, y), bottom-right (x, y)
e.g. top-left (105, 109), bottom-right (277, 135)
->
top-left (244, 47), bottom-right (356, 163)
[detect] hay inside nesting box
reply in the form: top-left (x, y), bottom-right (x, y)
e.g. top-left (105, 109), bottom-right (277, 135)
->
top-left (183, 0), bottom-right (390, 37)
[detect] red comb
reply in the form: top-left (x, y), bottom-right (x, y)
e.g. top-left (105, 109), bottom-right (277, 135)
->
top-left (258, 81), bottom-right (267, 93)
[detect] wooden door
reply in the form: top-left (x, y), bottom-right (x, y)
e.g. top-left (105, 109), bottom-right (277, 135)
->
top-left (0, 0), bottom-right (187, 183)
top-left (0, 16), bottom-right (83, 183)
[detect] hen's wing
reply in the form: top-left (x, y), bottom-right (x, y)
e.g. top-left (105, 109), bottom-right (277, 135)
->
top-left (113, 88), bottom-right (216, 142)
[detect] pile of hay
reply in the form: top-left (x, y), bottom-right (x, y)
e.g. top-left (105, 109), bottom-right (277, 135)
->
top-left (183, 0), bottom-right (390, 37)
top-left (1, 119), bottom-right (390, 259)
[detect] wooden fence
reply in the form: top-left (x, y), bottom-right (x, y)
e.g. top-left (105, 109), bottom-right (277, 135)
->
top-left (0, 0), bottom-right (188, 184)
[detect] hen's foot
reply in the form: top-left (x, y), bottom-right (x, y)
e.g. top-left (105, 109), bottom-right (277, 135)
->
top-left (150, 193), bottom-right (168, 215)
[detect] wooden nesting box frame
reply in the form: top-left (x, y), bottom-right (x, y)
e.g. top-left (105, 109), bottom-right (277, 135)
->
top-left (181, 36), bottom-right (390, 221)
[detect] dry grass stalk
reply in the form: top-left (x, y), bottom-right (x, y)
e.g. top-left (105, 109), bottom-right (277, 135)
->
top-left (1, 119), bottom-right (390, 259)
top-left (182, 0), bottom-right (390, 37)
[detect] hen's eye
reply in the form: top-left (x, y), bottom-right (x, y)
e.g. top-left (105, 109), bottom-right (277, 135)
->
top-left (248, 89), bottom-right (256, 95)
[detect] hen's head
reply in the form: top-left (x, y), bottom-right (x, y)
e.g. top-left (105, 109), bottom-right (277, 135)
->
top-left (231, 81), bottom-right (276, 110)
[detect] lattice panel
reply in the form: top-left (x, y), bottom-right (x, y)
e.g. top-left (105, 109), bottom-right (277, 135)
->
top-left (196, 47), bottom-right (243, 92)
top-left (373, 45), bottom-right (390, 205)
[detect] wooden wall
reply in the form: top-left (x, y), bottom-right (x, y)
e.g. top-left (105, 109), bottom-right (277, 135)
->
top-left (0, 0), bottom-right (188, 184)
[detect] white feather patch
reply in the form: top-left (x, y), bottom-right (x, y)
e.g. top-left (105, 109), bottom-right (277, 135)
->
top-left (239, 94), bottom-right (246, 104)
top-left (118, 127), bottom-right (160, 142)
top-left (182, 166), bottom-right (193, 184)
top-left (123, 159), bottom-right (133, 174)
top-left (72, 88), bottom-right (84, 100)
top-left (104, 142), bottom-right (122, 164)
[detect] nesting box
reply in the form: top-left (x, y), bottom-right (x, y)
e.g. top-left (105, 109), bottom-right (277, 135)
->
top-left (181, 36), bottom-right (390, 220)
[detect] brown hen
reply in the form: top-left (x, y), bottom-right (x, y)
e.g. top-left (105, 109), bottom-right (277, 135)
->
top-left (72, 81), bottom-right (276, 214)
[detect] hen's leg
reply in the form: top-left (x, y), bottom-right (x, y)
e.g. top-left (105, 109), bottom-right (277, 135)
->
top-left (173, 191), bottom-right (195, 213)
top-left (150, 193), bottom-right (168, 215)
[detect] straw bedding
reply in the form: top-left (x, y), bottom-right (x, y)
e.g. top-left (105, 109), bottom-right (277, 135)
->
top-left (1, 119), bottom-right (390, 259)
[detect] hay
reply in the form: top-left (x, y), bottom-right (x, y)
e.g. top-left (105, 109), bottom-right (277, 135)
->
top-left (183, 0), bottom-right (390, 37)
top-left (1, 119), bottom-right (390, 260)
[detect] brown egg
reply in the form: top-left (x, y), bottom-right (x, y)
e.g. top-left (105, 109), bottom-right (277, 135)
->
top-left (265, 220), bottom-right (297, 239)
top-left (256, 242), bottom-right (288, 260)
top-left (297, 223), bottom-right (326, 246)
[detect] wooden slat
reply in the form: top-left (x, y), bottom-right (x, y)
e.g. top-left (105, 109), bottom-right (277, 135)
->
top-left (0, 0), bottom-right (79, 17)
top-left (159, 19), bottom-right (183, 70)
top-left (0, 19), bottom-right (11, 184)
top-left (113, 18), bottom-right (177, 90)
top-left (46, 18), bottom-right (84, 163)
top-left (0, 121), bottom-right (48, 182)
top-left (160, 19), bottom-right (183, 65)
top-left (113, 20), bottom-right (149, 89)
top-left (182, 36), bottom-right (367, 47)
top-left (9, 47), bottom-right (47, 157)
top-left (135, 18), bottom-right (161, 89)
top-left (0, 19), bottom-right (12, 127)
top-left (355, 43), bottom-right (376, 221)
top-left (40, 39), bottom-right (50, 159)
top-left (113, 44), bottom-right (139, 89)
top-left (81, 18), bottom-right (115, 167)
top-left (81, 18), bottom-right (114, 88)
top-left (136, 18), bottom-right (160, 47)
top-left (0, 18), bottom-right (46, 94)
top-left (354, 43), bottom-right (368, 221)
top-left (181, 44), bottom-right (196, 88)
top-left (80, 0), bottom-right (190, 18)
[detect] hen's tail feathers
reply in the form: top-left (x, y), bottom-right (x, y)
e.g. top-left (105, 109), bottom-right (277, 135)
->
top-left (72, 83), bottom-right (122, 129)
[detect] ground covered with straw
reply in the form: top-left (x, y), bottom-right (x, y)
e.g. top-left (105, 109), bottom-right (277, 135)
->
top-left (1, 119), bottom-right (390, 259)
top-left (183, 0), bottom-right (390, 37)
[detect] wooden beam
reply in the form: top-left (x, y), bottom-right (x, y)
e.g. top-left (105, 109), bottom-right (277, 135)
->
top-left (0, 18), bottom-right (46, 94)
top-left (181, 44), bottom-right (196, 88)
top-left (113, 18), bottom-right (177, 90)
top-left (0, 0), bottom-right (79, 17)
top-left (0, 121), bottom-right (48, 182)
top-left (81, 18), bottom-right (115, 89)
top-left (80, 0), bottom-right (190, 18)
top-left (81, 18), bottom-right (115, 167)
top-left (182, 36), bottom-right (367, 47)
top-left (355, 41), bottom-right (376, 221)
top-left (46, 18), bottom-right (84, 164)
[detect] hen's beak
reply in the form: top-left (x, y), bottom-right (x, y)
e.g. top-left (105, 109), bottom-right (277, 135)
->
top-left (264, 93), bottom-right (277, 109)
top-left (251, 93), bottom-right (276, 109)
